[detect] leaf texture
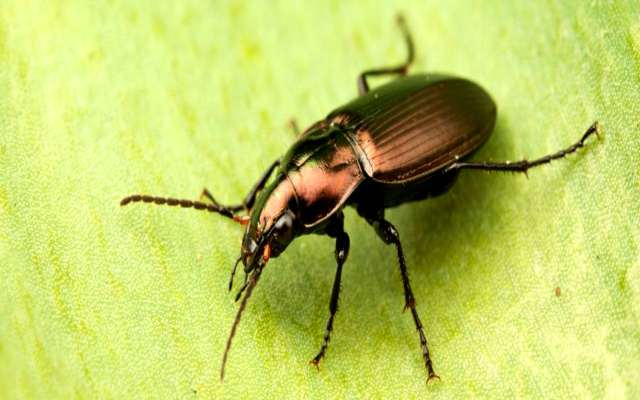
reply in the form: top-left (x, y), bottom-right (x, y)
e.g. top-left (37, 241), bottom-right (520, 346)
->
top-left (1, 1), bottom-right (639, 398)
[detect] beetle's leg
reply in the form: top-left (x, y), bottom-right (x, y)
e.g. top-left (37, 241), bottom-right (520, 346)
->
top-left (205, 160), bottom-right (280, 225)
top-left (357, 15), bottom-right (415, 95)
top-left (199, 188), bottom-right (250, 225)
top-left (361, 208), bottom-right (439, 382)
top-left (446, 121), bottom-right (600, 175)
top-left (120, 160), bottom-right (280, 222)
top-left (310, 215), bottom-right (350, 368)
top-left (203, 159), bottom-right (280, 212)
top-left (199, 188), bottom-right (245, 221)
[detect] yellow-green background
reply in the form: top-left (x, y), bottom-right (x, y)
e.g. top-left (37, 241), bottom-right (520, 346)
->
top-left (1, 1), bottom-right (639, 398)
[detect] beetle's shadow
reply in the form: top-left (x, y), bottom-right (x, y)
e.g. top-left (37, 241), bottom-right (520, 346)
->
top-left (255, 117), bottom-right (523, 358)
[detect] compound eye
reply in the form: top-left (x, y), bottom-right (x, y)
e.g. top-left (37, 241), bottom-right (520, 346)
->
top-left (273, 212), bottom-right (294, 243)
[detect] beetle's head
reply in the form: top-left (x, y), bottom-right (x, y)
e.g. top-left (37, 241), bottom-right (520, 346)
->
top-left (240, 175), bottom-right (299, 273)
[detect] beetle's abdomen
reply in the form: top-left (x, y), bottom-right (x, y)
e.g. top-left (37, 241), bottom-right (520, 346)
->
top-left (329, 74), bottom-right (496, 183)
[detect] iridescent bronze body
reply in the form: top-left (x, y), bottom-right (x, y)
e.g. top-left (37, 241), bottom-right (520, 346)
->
top-left (120, 16), bottom-right (599, 383)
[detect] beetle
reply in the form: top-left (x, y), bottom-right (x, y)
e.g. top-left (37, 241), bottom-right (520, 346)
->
top-left (120, 16), bottom-right (599, 382)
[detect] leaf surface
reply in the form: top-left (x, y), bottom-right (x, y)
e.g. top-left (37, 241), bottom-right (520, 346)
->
top-left (1, 1), bottom-right (639, 398)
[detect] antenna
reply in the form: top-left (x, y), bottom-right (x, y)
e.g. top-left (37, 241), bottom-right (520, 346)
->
top-left (120, 194), bottom-right (235, 218)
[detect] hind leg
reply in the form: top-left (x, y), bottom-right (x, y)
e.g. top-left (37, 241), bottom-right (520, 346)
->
top-left (357, 15), bottom-right (415, 95)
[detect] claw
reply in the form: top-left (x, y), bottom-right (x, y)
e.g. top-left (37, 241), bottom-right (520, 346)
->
top-left (309, 358), bottom-right (321, 371)
top-left (427, 372), bottom-right (441, 384)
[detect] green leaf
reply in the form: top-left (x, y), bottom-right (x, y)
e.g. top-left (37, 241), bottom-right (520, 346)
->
top-left (1, 1), bottom-right (639, 398)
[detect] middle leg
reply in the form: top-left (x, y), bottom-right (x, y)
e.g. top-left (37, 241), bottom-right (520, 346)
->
top-left (361, 208), bottom-right (439, 382)
top-left (201, 159), bottom-right (280, 218)
top-left (121, 160), bottom-right (280, 224)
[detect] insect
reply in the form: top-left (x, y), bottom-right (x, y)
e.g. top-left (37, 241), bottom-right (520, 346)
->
top-left (121, 16), bottom-right (599, 382)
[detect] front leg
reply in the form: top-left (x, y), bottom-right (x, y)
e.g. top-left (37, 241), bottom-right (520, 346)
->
top-left (361, 208), bottom-right (439, 382)
top-left (200, 159), bottom-right (281, 222)
top-left (121, 160), bottom-right (280, 223)
top-left (310, 215), bottom-right (350, 368)
top-left (121, 160), bottom-right (281, 292)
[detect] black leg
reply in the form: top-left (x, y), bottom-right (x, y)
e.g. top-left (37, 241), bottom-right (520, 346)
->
top-left (200, 188), bottom-right (244, 214)
top-left (310, 219), bottom-right (350, 368)
top-left (361, 209), bottom-right (439, 382)
top-left (446, 121), bottom-right (600, 174)
top-left (202, 159), bottom-right (280, 212)
top-left (120, 160), bottom-right (280, 222)
top-left (357, 15), bottom-right (415, 95)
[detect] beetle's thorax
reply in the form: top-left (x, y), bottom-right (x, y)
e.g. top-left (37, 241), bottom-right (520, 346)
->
top-left (281, 127), bottom-right (364, 229)
top-left (241, 126), bottom-right (365, 271)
